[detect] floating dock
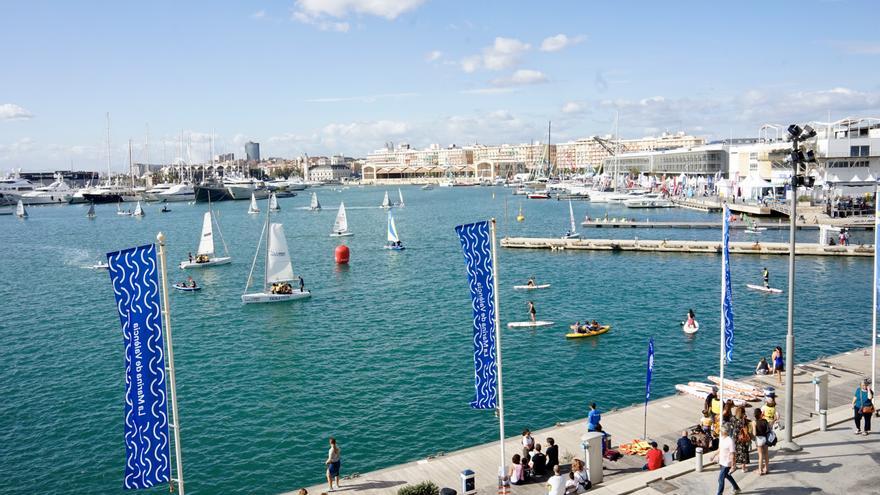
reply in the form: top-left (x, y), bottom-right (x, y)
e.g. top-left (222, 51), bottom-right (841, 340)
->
top-left (580, 220), bottom-right (872, 230)
top-left (500, 237), bottom-right (873, 257)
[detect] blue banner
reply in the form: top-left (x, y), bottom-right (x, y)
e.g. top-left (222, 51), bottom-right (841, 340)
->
top-left (455, 221), bottom-right (498, 410)
top-left (107, 244), bottom-right (171, 489)
top-left (645, 337), bottom-right (655, 405)
top-left (722, 206), bottom-right (735, 363)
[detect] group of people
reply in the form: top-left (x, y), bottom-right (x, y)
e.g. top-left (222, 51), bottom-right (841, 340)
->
top-left (571, 320), bottom-right (602, 333)
top-left (270, 276), bottom-right (305, 295)
top-left (176, 276), bottom-right (198, 289)
top-left (187, 252), bottom-right (210, 264)
top-left (754, 346), bottom-right (785, 386)
top-left (510, 429), bottom-right (591, 494)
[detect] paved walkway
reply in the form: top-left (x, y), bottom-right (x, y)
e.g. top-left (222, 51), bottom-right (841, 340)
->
top-left (291, 348), bottom-right (876, 495)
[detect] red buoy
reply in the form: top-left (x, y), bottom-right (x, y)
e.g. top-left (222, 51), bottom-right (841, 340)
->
top-left (335, 244), bottom-right (350, 264)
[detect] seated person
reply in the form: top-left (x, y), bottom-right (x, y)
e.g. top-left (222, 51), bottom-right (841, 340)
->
top-left (529, 443), bottom-right (547, 477)
top-left (642, 442), bottom-right (663, 471)
top-left (589, 320), bottom-right (600, 331)
top-left (674, 430), bottom-right (696, 461)
top-left (527, 277), bottom-right (536, 287)
top-left (755, 357), bottom-right (770, 375)
top-left (700, 409), bottom-right (713, 433)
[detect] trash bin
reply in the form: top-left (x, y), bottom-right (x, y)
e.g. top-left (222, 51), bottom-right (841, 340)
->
top-left (460, 469), bottom-right (476, 495)
top-left (440, 488), bottom-right (457, 495)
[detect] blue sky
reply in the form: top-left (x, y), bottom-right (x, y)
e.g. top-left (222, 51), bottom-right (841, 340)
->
top-left (2, 0), bottom-right (880, 171)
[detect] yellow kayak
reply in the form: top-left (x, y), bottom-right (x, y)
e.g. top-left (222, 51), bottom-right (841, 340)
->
top-left (565, 325), bottom-right (611, 338)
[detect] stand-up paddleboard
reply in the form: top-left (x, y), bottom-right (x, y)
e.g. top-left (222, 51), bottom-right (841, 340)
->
top-left (507, 321), bottom-right (554, 328)
top-left (513, 284), bottom-right (551, 290)
top-left (681, 320), bottom-right (700, 334)
top-left (746, 284), bottom-right (782, 293)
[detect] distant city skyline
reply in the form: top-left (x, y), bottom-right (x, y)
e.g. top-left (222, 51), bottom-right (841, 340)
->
top-left (3, 0), bottom-right (880, 171)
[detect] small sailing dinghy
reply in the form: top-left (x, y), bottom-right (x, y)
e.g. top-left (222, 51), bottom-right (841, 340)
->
top-left (310, 192), bottom-right (321, 211)
top-left (116, 202), bottom-right (130, 216)
top-left (179, 210), bottom-right (232, 268)
top-left (398, 188), bottom-right (405, 207)
top-left (384, 211), bottom-right (405, 250)
top-left (248, 193), bottom-right (260, 214)
top-left (132, 201), bottom-right (145, 217)
top-left (241, 214), bottom-right (310, 303)
top-left (15, 200), bottom-right (27, 218)
top-left (507, 321), bottom-right (555, 328)
top-left (268, 192), bottom-right (280, 211)
top-left (87, 203), bottom-right (96, 219)
top-left (746, 284), bottom-right (783, 294)
top-left (381, 191), bottom-right (392, 209)
top-left (562, 200), bottom-right (580, 239)
top-left (329, 202), bottom-right (354, 237)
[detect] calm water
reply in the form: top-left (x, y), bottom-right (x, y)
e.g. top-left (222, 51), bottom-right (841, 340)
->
top-left (0, 187), bottom-right (873, 494)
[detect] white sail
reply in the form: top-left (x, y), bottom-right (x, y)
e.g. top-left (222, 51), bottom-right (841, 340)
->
top-left (381, 191), bottom-right (391, 208)
top-left (248, 193), bottom-right (260, 213)
top-left (197, 212), bottom-right (215, 256)
top-left (15, 200), bottom-right (27, 218)
top-left (133, 201), bottom-right (144, 216)
top-left (387, 211), bottom-right (400, 243)
top-left (87, 203), bottom-right (96, 217)
top-left (310, 192), bottom-right (321, 210)
top-left (269, 192), bottom-right (279, 211)
top-left (333, 202), bottom-right (349, 233)
top-left (265, 222), bottom-right (294, 284)
top-left (398, 188), bottom-right (405, 207)
top-left (569, 200), bottom-right (576, 233)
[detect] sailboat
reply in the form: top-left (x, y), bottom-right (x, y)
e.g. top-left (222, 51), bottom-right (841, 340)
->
top-left (15, 200), bottom-right (27, 218)
top-left (116, 202), bottom-right (131, 216)
top-left (248, 193), bottom-right (260, 214)
top-left (562, 200), bottom-right (579, 239)
top-left (241, 212), bottom-right (310, 303)
top-left (132, 201), bottom-right (145, 217)
top-left (384, 211), bottom-right (405, 250)
top-left (397, 188), bottom-right (405, 207)
top-left (381, 191), bottom-right (392, 209)
top-left (179, 210), bottom-right (232, 268)
top-left (330, 202), bottom-right (354, 237)
top-left (269, 192), bottom-right (280, 211)
top-left (87, 202), bottom-right (96, 219)
top-left (310, 192), bottom-right (321, 211)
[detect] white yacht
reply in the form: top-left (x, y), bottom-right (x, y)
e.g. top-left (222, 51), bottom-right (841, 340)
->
top-left (224, 176), bottom-right (270, 200)
top-left (82, 181), bottom-right (141, 204)
top-left (144, 183), bottom-right (173, 201)
top-left (155, 182), bottom-right (195, 202)
top-left (20, 176), bottom-right (73, 205)
top-left (69, 182), bottom-right (97, 204)
top-left (285, 177), bottom-right (308, 191)
top-left (0, 176), bottom-right (36, 202)
top-left (623, 194), bottom-right (674, 208)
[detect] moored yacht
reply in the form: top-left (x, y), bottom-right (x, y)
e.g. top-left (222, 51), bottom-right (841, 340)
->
top-left (20, 176), bottom-right (74, 205)
top-left (82, 182), bottom-right (140, 204)
top-left (0, 176), bottom-right (35, 202)
top-left (155, 182), bottom-right (195, 202)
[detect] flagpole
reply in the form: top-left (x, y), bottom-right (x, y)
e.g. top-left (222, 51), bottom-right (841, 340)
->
top-left (157, 232), bottom-right (185, 495)
top-left (873, 183), bottom-right (878, 393)
top-left (489, 218), bottom-right (506, 476)
top-left (719, 206), bottom-right (727, 410)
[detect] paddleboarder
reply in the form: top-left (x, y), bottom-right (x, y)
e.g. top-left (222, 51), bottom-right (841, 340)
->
top-left (527, 300), bottom-right (536, 323)
top-left (685, 309), bottom-right (696, 328)
top-left (762, 267), bottom-right (770, 289)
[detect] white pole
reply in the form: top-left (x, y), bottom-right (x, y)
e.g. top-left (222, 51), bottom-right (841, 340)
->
top-left (873, 183), bottom-right (878, 391)
top-left (489, 219), bottom-right (506, 476)
top-left (157, 232), bottom-right (185, 495)
top-left (719, 205), bottom-right (727, 410)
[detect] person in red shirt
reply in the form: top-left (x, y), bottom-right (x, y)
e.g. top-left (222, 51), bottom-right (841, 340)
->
top-left (642, 442), bottom-right (664, 471)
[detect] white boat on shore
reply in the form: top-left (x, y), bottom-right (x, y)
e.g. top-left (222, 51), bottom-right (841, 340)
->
top-left (180, 210), bottom-right (232, 269)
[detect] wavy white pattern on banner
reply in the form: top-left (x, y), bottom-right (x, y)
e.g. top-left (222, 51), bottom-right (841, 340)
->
top-left (107, 244), bottom-right (170, 489)
top-left (455, 221), bottom-right (498, 410)
top-left (722, 206), bottom-right (735, 363)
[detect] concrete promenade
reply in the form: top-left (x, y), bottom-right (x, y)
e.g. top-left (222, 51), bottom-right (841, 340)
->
top-left (292, 349), bottom-right (876, 495)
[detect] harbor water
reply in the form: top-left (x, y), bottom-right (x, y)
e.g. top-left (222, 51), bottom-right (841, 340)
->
top-left (0, 187), bottom-right (872, 494)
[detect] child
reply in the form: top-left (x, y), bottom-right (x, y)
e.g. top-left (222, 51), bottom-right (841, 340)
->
top-left (700, 409), bottom-right (713, 433)
top-left (662, 444), bottom-right (674, 466)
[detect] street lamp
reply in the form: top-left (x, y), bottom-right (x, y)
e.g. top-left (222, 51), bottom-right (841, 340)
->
top-left (778, 123), bottom-right (817, 452)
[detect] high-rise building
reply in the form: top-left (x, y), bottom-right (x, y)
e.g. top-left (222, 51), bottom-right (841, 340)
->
top-left (245, 141), bottom-right (260, 162)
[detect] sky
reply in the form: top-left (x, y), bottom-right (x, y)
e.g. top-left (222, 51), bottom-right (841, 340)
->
top-left (2, 0), bottom-right (880, 172)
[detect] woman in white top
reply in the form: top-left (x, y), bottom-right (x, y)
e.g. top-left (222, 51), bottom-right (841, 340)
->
top-left (325, 438), bottom-right (341, 491)
top-left (570, 458), bottom-right (590, 494)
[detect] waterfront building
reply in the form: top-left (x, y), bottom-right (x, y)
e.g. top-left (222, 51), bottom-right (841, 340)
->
top-left (557, 132), bottom-right (706, 172)
top-left (814, 117), bottom-right (880, 196)
top-left (363, 144), bottom-right (476, 182)
top-left (245, 141), bottom-right (261, 162)
top-left (308, 155), bottom-right (353, 182)
top-left (604, 143), bottom-right (728, 176)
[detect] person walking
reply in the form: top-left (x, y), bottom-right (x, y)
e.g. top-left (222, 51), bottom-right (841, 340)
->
top-left (711, 428), bottom-right (741, 495)
top-left (325, 437), bottom-right (341, 491)
top-left (852, 379), bottom-right (875, 435)
top-left (771, 347), bottom-right (784, 386)
top-left (752, 408), bottom-right (770, 475)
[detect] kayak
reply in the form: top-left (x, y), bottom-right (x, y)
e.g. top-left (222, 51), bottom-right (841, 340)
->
top-left (675, 384), bottom-right (748, 407)
top-left (746, 284), bottom-right (782, 293)
top-left (687, 381), bottom-right (758, 402)
top-left (681, 320), bottom-right (700, 334)
top-left (565, 325), bottom-right (611, 338)
top-left (507, 321), bottom-right (554, 328)
top-left (513, 284), bottom-right (551, 290)
top-left (173, 283), bottom-right (201, 292)
top-left (706, 376), bottom-right (764, 397)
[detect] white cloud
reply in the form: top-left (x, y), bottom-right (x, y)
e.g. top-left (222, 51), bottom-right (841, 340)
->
top-left (294, 0), bottom-right (426, 20)
top-left (491, 69), bottom-right (547, 87)
top-left (460, 87), bottom-right (517, 95)
top-left (250, 10), bottom-right (266, 20)
top-left (292, 11), bottom-right (350, 32)
top-left (0, 104), bottom-right (34, 120)
top-left (426, 50), bottom-right (443, 62)
top-left (562, 101), bottom-right (585, 114)
top-left (540, 34), bottom-right (586, 52)
top-left (305, 92), bottom-right (418, 103)
top-left (460, 37), bottom-right (531, 72)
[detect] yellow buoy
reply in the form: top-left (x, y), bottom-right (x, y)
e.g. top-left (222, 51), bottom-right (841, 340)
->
top-left (516, 205), bottom-right (525, 222)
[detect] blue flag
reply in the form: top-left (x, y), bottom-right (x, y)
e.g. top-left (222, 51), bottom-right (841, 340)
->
top-left (107, 244), bottom-right (171, 489)
top-left (455, 221), bottom-right (498, 409)
top-left (645, 338), bottom-right (655, 405)
top-left (722, 206), bottom-right (735, 363)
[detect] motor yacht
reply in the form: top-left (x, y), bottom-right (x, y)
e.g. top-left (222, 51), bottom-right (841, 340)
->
top-left (156, 182), bottom-right (195, 202)
top-left (81, 181), bottom-right (141, 204)
top-left (623, 194), bottom-right (674, 208)
top-left (144, 183), bottom-right (173, 201)
top-left (0, 176), bottom-right (35, 201)
top-left (224, 176), bottom-right (270, 200)
top-left (20, 176), bottom-right (74, 205)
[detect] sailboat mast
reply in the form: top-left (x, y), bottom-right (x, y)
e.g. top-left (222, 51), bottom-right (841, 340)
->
top-left (106, 112), bottom-right (112, 184)
top-left (264, 201), bottom-right (271, 292)
top-left (128, 139), bottom-right (134, 188)
top-left (547, 120), bottom-right (552, 178)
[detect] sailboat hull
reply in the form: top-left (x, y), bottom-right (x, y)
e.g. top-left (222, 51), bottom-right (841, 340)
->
top-left (383, 245), bottom-right (406, 250)
top-left (330, 232), bottom-right (354, 237)
top-left (179, 257), bottom-right (232, 269)
top-left (241, 289), bottom-right (311, 304)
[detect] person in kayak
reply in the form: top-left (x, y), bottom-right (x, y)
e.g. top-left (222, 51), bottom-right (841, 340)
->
top-left (762, 267), bottom-right (770, 289)
top-left (685, 309), bottom-right (696, 328)
top-left (527, 301), bottom-right (536, 323)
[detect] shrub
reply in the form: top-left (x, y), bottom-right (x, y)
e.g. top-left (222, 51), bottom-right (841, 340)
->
top-left (397, 481), bottom-right (440, 495)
